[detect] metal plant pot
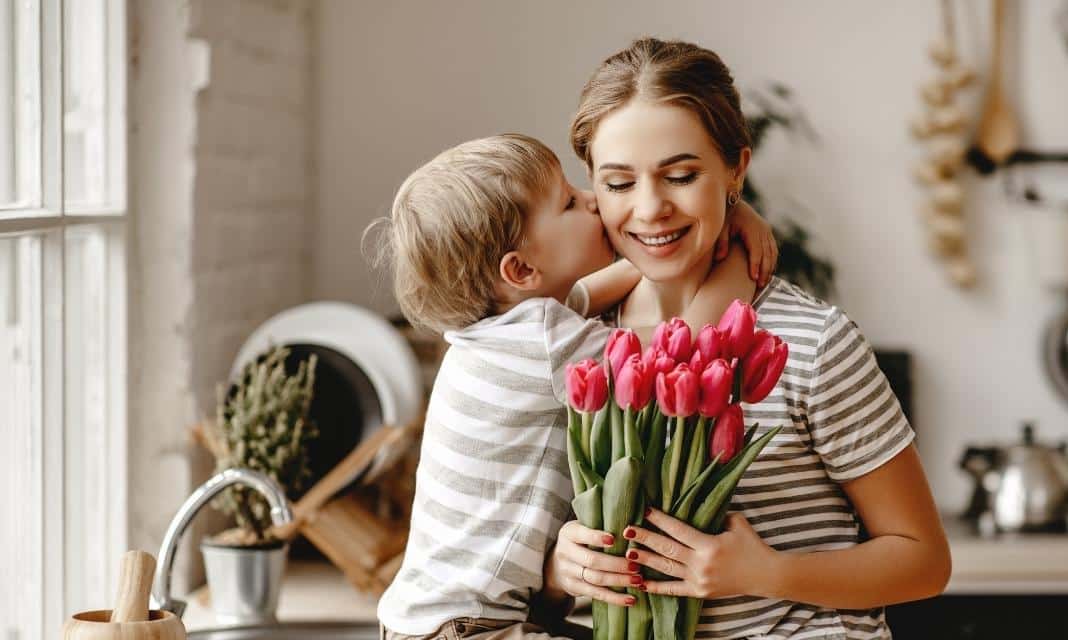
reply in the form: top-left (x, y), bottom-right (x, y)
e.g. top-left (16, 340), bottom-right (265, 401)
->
top-left (201, 539), bottom-right (288, 625)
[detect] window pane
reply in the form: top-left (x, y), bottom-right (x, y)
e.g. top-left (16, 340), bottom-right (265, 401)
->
top-left (63, 226), bottom-right (114, 614)
top-left (0, 235), bottom-right (44, 640)
top-left (0, 0), bottom-right (42, 210)
top-left (64, 0), bottom-right (124, 212)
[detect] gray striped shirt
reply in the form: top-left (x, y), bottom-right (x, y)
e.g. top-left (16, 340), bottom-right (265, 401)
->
top-left (608, 278), bottom-right (914, 640)
top-left (377, 296), bottom-right (610, 634)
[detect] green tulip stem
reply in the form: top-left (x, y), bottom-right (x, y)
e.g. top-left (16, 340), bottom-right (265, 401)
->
top-left (661, 416), bottom-right (686, 510)
top-left (610, 402), bottom-right (625, 462)
top-left (581, 411), bottom-right (593, 462)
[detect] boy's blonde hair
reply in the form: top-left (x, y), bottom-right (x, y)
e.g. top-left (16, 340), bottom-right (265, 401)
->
top-left (377, 134), bottom-right (560, 333)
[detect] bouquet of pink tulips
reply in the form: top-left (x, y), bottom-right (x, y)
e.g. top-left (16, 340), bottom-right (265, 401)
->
top-left (564, 300), bottom-right (789, 640)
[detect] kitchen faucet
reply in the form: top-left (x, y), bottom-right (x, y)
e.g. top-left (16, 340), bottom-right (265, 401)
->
top-left (151, 468), bottom-right (293, 618)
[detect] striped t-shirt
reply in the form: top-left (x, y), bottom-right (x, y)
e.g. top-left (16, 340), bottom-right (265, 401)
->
top-left (377, 296), bottom-right (610, 634)
top-left (607, 277), bottom-right (914, 640)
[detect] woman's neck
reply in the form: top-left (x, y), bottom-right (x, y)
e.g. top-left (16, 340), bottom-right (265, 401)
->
top-left (625, 250), bottom-right (716, 324)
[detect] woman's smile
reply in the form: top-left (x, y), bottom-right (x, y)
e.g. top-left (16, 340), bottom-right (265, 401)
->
top-left (627, 225), bottom-right (693, 256)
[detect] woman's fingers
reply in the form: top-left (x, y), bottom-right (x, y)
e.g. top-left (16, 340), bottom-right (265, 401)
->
top-left (641, 507), bottom-right (705, 548)
top-left (563, 563), bottom-right (639, 607)
top-left (579, 564), bottom-right (646, 589)
top-left (639, 578), bottom-right (694, 597)
top-left (624, 546), bottom-right (688, 579)
top-left (558, 527), bottom-right (632, 575)
top-left (558, 520), bottom-right (615, 548)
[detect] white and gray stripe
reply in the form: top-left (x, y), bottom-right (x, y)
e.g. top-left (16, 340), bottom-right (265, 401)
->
top-left (377, 296), bottom-right (610, 635)
top-left (700, 278), bottom-right (913, 639)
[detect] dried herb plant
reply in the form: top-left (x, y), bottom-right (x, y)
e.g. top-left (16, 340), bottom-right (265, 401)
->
top-left (208, 345), bottom-right (318, 544)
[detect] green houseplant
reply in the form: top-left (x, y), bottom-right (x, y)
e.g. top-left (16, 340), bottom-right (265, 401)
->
top-left (744, 83), bottom-right (836, 300)
top-left (200, 345), bottom-right (319, 623)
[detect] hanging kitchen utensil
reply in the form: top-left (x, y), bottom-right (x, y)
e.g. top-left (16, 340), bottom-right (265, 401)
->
top-left (63, 551), bottom-right (186, 639)
top-left (910, 0), bottom-right (978, 287)
top-left (969, 0), bottom-right (1020, 172)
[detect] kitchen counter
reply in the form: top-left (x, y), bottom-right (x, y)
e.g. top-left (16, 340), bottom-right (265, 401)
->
top-left (182, 560), bottom-right (379, 631)
top-left (182, 515), bottom-right (1068, 629)
top-left (942, 513), bottom-right (1068, 594)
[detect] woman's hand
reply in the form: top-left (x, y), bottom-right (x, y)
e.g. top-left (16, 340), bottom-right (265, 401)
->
top-left (623, 508), bottom-right (781, 599)
top-left (714, 200), bottom-right (779, 288)
top-left (544, 520), bottom-right (643, 607)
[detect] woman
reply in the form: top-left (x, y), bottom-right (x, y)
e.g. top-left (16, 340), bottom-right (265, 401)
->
top-left (541, 38), bottom-right (950, 639)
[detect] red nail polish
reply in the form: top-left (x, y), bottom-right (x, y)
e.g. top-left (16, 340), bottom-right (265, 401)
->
top-left (626, 550), bottom-right (638, 561)
top-left (644, 507), bottom-right (652, 517)
top-left (602, 534), bottom-right (614, 545)
top-left (630, 575), bottom-right (643, 585)
top-left (628, 561), bottom-right (639, 572)
top-left (623, 528), bottom-right (636, 539)
top-left (624, 596), bottom-right (636, 606)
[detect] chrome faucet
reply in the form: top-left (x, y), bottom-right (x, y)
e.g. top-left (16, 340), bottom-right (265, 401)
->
top-left (151, 468), bottom-right (293, 618)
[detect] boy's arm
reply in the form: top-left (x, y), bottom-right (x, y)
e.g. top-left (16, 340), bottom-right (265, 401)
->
top-left (575, 259), bottom-right (641, 317)
top-left (714, 200), bottom-right (779, 288)
top-left (680, 241), bottom-right (757, 331)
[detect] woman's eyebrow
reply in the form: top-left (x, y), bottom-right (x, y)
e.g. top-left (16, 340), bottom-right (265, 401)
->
top-left (597, 153), bottom-right (700, 172)
top-left (657, 153), bottom-right (699, 167)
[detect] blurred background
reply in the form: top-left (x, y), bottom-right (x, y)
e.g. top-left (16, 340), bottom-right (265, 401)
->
top-left (3, 1), bottom-right (1068, 638)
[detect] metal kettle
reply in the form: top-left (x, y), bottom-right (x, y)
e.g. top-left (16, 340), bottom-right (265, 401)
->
top-left (959, 423), bottom-right (1068, 533)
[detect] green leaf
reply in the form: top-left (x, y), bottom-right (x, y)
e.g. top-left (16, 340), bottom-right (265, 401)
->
top-left (692, 426), bottom-right (782, 531)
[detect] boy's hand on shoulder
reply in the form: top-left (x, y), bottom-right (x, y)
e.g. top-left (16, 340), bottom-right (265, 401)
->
top-left (714, 200), bottom-right (778, 288)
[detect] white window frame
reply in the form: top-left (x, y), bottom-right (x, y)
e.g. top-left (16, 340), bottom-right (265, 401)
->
top-left (1, 1), bottom-right (128, 637)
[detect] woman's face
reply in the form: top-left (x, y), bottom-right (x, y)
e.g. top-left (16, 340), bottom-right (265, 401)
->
top-left (590, 100), bottom-right (748, 284)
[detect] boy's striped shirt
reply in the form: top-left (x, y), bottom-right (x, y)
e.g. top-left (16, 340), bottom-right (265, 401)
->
top-left (377, 296), bottom-right (609, 634)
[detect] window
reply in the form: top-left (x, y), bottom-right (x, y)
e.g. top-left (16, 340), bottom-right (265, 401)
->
top-left (0, 2), bottom-right (127, 638)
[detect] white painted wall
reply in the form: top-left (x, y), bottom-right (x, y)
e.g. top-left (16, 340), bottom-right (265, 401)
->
top-left (129, 0), bottom-right (313, 591)
top-left (314, 0), bottom-right (1068, 511)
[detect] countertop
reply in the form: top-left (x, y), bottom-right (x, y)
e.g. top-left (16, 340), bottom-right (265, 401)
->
top-left (183, 515), bottom-right (1068, 629)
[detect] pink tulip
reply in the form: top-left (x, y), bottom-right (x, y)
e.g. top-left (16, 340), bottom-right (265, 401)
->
top-left (717, 299), bottom-right (758, 360)
top-left (642, 346), bottom-right (676, 376)
top-left (614, 353), bottom-right (654, 411)
top-left (604, 328), bottom-right (642, 377)
top-left (710, 404), bottom-right (744, 463)
top-left (697, 358), bottom-right (734, 418)
top-left (655, 363), bottom-right (699, 417)
top-left (565, 359), bottom-right (609, 413)
top-left (688, 350), bottom-right (707, 375)
top-left (694, 324), bottom-right (725, 363)
top-left (651, 317), bottom-right (693, 362)
top-left (741, 330), bottom-right (789, 404)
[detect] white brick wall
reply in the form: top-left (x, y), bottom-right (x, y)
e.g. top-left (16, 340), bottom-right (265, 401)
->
top-left (128, 0), bottom-right (314, 593)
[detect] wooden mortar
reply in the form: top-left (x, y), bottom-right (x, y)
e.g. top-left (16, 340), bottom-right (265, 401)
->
top-left (63, 550), bottom-right (186, 639)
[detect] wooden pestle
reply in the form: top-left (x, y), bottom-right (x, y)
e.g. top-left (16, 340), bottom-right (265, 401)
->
top-left (63, 550), bottom-right (186, 639)
top-left (110, 550), bottom-right (154, 622)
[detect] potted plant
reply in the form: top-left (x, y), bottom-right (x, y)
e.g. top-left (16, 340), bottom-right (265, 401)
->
top-left (744, 83), bottom-right (836, 300)
top-left (200, 345), bottom-right (318, 624)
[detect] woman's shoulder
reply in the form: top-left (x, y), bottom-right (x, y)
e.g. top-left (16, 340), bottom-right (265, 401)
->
top-left (755, 277), bottom-right (852, 343)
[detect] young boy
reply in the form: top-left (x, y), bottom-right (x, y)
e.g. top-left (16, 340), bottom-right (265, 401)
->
top-left (375, 134), bottom-right (775, 639)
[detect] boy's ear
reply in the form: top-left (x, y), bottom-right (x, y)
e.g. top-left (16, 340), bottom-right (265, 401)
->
top-left (499, 250), bottom-right (542, 292)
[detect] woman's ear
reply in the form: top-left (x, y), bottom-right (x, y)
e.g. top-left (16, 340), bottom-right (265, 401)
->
top-left (732, 147), bottom-right (753, 191)
top-left (499, 250), bottom-right (542, 292)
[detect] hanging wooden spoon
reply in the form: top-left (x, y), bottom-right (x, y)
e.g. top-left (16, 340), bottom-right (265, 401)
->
top-left (974, 0), bottom-right (1019, 167)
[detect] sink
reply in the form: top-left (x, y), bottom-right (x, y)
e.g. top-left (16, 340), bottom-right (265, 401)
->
top-left (188, 621), bottom-right (380, 639)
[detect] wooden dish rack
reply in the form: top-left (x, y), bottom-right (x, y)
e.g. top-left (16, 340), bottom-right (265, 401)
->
top-left (192, 415), bottom-right (423, 595)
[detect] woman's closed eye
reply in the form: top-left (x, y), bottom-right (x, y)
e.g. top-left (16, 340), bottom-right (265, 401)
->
top-left (665, 172), bottom-right (698, 185)
top-left (603, 172), bottom-right (699, 193)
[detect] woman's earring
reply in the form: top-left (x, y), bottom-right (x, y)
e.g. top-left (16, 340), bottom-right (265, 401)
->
top-left (727, 190), bottom-right (741, 207)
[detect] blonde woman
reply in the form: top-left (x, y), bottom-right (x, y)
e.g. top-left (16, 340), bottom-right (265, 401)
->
top-left (542, 38), bottom-right (950, 639)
